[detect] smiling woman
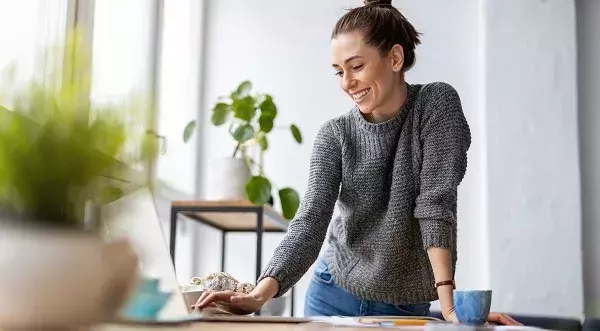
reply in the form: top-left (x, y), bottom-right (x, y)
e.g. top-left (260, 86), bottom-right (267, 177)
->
top-left (194, 0), bottom-right (520, 326)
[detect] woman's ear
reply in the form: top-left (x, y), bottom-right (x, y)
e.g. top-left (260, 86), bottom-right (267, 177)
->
top-left (389, 44), bottom-right (405, 72)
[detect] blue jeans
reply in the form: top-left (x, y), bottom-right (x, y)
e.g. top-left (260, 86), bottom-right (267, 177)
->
top-left (304, 257), bottom-right (431, 317)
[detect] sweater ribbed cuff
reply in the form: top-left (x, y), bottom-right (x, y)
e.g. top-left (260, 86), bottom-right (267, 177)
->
top-left (419, 218), bottom-right (454, 249)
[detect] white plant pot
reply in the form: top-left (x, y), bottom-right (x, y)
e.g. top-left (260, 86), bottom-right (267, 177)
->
top-left (0, 226), bottom-right (139, 330)
top-left (261, 295), bottom-right (288, 316)
top-left (206, 157), bottom-right (251, 200)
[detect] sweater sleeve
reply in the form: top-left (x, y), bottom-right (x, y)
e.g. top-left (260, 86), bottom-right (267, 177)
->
top-left (257, 120), bottom-right (342, 297)
top-left (414, 82), bottom-right (471, 249)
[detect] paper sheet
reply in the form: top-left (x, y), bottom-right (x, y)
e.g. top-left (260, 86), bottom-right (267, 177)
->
top-left (423, 324), bottom-right (544, 331)
top-left (307, 316), bottom-right (429, 329)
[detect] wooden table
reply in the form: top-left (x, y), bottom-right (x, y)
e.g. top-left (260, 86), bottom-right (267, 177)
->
top-left (95, 315), bottom-right (444, 331)
top-left (169, 200), bottom-right (294, 316)
top-left (98, 322), bottom-right (418, 331)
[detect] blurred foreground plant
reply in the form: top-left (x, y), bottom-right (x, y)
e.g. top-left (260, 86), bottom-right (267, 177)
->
top-left (0, 27), bottom-right (158, 230)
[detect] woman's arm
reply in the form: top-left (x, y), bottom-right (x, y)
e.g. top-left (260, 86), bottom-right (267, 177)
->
top-left (255, 120), bottom-right (343, 299)
top-left (428, 247), bottom-right (456, 320)
top-left (414, 82), bottom-right (471, 319)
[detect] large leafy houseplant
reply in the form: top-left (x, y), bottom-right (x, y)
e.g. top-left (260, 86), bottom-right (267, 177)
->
top-left (185, 81), bottom-right (303, 220)
top-left (0, 28), bottom-right (153, 329)
top-left (0, 29), bottom-right (157, 230)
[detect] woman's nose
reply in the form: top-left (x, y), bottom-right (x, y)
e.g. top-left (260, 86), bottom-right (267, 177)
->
top-left (341, 73), bottom-right (356, 91)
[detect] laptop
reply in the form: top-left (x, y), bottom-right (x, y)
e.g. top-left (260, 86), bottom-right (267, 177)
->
top-left (100, 187), bottom-right (190, 320)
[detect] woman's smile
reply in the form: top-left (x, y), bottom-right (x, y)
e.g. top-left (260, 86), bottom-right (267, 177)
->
top-left (351, 87), bottom-right (371, 103)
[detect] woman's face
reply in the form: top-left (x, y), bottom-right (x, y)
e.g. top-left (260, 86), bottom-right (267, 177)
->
top-left (331, 31), bottom-right (401, 115)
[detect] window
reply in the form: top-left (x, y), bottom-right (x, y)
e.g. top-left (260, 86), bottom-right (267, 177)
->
top-left (155, 0), bottom-right (204, 195)
top-left (0, 0), bottom-right (69, 103)
top-left (0, 0), bottom-right (170, 187)
top-left (90, 0), bottom-right (156, 104)
top-left (88, 0), bottom-right (160, 183)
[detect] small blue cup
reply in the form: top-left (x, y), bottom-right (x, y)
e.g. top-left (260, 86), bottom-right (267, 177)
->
top-left (137, 278), bottom-right (160, 294)
top-left (453, 290), bottom-right (492, 326)
top-left (121, 278), bottom-right (172, 320)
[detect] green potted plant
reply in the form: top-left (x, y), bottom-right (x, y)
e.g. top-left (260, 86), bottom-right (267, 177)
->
top-left (184, 81), bottom-right (303, 220)
top-left (0, 28), bottom-right (154, 329)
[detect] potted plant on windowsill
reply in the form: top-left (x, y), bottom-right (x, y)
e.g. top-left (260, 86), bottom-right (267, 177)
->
top-left (0, 28), bottom-right (157, 330)
top-left (184, 81), bottom-right (303, 220)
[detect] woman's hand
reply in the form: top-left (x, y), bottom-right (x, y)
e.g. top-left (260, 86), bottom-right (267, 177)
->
top-left (444, 307), bottom-right (459, 324)
top-left (193, 277), bottom-right (280, 315)
top-left (193, 290), bottom-right (267, 315)
top-left (444, 308), bottom-right (522, 326)
top-left (486, 312), bottom-right (522, 325)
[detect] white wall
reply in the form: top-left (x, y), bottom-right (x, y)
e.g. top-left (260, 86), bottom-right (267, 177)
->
top-left (577, 0), bottom-right (600, 319)
top-left (484, 0), bottom-right (583, 318)
top-left (156, 0), bottom-right (590, 319)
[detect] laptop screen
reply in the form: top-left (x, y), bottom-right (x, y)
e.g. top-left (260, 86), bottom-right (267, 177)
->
top-left (100, 188), bottom-right (189, 319)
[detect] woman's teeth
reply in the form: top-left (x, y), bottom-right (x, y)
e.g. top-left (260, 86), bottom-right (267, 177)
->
top-left (352, 89), bottom-right (370, 101)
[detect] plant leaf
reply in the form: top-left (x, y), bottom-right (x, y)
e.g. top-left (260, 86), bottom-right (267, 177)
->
top-left (290, 124), bottom-right (302, 143)
top-left (99, 186), bottom-right (125, 205)
top-left (258, 115), bottom-right (274, 133)
top-left (259, 94), bottom-right (277, 118)
top-left (232, 96), bottom-right (256, 122)
top-left (258, 135), bottom-right (268, 151)
top-left (258, 95), bottom-right (277, 133)
top-left (279, 188), bottom-right (300, 220)
top-left (183, 120), bottom-right (196, 143)
top-left (232, 80), bottom-right (252, 99)
top-left (211, 103), bottom-right (230, 126)
top-left (246, 176), bottom-right (271, 205)
top-left (231, 124), bottom-right (254, 143)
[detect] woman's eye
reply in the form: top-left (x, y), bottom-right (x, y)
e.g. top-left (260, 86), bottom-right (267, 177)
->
top-left (352, 64), bottom-right (364, 71)
top-left (334, 71), bottom-right (343, 77)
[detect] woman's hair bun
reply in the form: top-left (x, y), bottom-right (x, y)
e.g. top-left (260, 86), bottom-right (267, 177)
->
top-left (363, 0), bottom-right (393, 6)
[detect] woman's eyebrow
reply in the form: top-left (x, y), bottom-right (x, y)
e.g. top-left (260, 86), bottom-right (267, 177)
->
top-left (332, 55), bottom-right (364, 67)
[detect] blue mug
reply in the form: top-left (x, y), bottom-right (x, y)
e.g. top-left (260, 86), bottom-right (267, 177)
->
top-left (453, 290), bottom-right (492, 326)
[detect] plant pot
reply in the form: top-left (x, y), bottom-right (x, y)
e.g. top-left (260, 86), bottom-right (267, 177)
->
top-left (260, 295), bottom-right (288, 316)
top-left (205, 157), bottom-right (251, 200)
top-left (0, 225), bottom-right (139, 330)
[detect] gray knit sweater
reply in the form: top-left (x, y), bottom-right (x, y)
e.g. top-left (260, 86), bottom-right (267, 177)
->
top-left (259, 82), bottom-right (471, 305)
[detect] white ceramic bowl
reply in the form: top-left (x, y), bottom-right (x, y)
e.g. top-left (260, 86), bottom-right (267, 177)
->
top-left (182, 290), bottom-right (204, 312)
top-left (260, 295), bottom-right (288, 316)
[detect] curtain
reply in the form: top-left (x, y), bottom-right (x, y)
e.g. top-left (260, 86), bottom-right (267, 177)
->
top-left (0, 0), bottom-right (69, 105)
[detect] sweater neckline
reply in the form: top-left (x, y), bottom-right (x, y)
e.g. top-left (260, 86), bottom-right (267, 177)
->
top-left (351, 83), bottom-right (415, 134)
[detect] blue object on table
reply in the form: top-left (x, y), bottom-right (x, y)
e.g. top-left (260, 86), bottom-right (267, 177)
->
top-left (121, 278), bottom-right (172, 320)
top-left (453, 290), bottom-right (492, 326)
